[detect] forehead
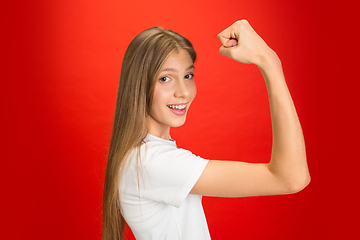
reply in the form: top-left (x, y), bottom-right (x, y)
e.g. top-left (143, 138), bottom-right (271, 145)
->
top-left (161, 49), bottom-right (194, 71)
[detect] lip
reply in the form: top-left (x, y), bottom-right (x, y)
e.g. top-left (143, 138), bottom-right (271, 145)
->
top-left (167, 103), bottom-right (188, 116)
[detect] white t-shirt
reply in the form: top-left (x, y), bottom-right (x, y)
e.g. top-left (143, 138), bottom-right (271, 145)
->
top-left (120, 134), bottom-right (210, 240)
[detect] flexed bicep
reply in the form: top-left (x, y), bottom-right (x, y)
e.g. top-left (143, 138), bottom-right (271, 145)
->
top-left (192, 20), bottom-right (310, 198)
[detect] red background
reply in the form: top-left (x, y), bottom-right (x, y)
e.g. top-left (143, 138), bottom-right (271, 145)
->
top-left (2, 0), bottom-right (359, 239)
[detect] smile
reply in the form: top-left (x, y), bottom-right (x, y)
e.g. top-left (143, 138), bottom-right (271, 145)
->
top-left (167, 104), bottom-right (187, 110)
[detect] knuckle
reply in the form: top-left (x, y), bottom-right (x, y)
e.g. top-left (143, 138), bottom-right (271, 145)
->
top-left (234, 20), bottom-right (242, 27)
top-left (235, 19), bottom-right (249, 27)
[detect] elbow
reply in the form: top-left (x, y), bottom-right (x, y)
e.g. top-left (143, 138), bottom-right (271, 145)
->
top-left (287, 173), bottom-right (311, 194)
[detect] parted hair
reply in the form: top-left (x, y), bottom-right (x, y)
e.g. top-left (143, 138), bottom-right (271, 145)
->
top-left (102, 26), bottom-right (196, 240)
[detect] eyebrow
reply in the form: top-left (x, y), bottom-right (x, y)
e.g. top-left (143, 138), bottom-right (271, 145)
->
top-left (161, 65), bottom-right (195, 72)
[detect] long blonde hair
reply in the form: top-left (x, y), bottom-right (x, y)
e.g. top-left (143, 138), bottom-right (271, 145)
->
top-left (103, 26), bottom-right (196, 240)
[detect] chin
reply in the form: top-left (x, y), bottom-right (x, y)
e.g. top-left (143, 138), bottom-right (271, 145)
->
top-left (170, 119), bottom-right (187, 128)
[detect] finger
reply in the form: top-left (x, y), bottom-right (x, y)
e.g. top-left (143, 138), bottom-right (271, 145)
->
top-left (218, 34), bottom-right (238, 48)
top-left (217, 25), bottom-right (238, 46)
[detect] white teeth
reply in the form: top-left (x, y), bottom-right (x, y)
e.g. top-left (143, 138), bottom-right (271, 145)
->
top-left (168, 104), bottom-right (186, 110)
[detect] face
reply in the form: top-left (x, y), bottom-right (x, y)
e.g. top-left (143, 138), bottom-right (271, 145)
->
top-left (147, 49), bottom-right (197, 139)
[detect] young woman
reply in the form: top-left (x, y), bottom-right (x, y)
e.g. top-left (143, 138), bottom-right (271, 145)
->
top-left (103, 20), bottom-right (310, 240)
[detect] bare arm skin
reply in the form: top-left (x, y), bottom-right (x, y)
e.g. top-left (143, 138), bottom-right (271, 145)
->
top-left (190, 20), bottom-right (310, 197)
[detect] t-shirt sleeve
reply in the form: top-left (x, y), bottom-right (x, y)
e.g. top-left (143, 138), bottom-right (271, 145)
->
top-left (139, 143), bottom-right (208, 208)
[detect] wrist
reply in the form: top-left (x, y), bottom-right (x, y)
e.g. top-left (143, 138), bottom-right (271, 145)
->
top-left (256, 49), bottom-right (281, 71)
top-left (256, 50), bottom-right (285, 86)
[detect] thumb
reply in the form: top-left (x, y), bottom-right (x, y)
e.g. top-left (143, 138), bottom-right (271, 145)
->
top-left (224, 38), bottom-right (238, 48)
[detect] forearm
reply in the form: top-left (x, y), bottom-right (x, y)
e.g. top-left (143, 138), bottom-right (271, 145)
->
top-left (258, 51), bottom-right (310, 192)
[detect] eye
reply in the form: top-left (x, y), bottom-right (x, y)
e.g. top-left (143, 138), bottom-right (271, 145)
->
top-left (184, 74), bottom-right (194, 80)
top-left (159, 76), bottom-right (171, 83)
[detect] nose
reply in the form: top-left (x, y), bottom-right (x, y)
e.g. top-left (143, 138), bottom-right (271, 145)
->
top-left (174, 79), bottom-right (190, 98)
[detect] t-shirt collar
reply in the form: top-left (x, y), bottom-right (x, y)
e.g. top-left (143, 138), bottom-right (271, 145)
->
top-left (146, 133), bottom-right (176, 146)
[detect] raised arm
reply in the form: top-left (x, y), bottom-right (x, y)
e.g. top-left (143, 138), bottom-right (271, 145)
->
top-left (190, 20), bottom-right (310, 197)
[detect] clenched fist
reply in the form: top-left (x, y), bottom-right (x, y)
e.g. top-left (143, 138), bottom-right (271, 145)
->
top-left (218, 20), bottom-right (278, 69)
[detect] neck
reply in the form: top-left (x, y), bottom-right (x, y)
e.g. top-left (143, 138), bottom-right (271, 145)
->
top-left (146, 116), bottom-right (171, 140)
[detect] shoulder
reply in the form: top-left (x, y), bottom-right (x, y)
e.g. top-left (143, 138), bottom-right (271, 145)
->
top-left (127, 135), bottom-right (207, 170)
top-left (124, 134), bottom-right (208, 176)
top-left (140, 135), bottom-right (195, 161)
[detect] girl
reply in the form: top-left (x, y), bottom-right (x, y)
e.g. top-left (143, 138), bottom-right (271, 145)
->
top-left (103, 20), bottom-right (310, 240)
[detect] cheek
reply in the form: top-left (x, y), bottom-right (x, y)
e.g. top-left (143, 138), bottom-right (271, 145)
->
top-left (189, 82), bottom-right (197, 101)
top-left (152, 85), bottom-right (171, 109)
